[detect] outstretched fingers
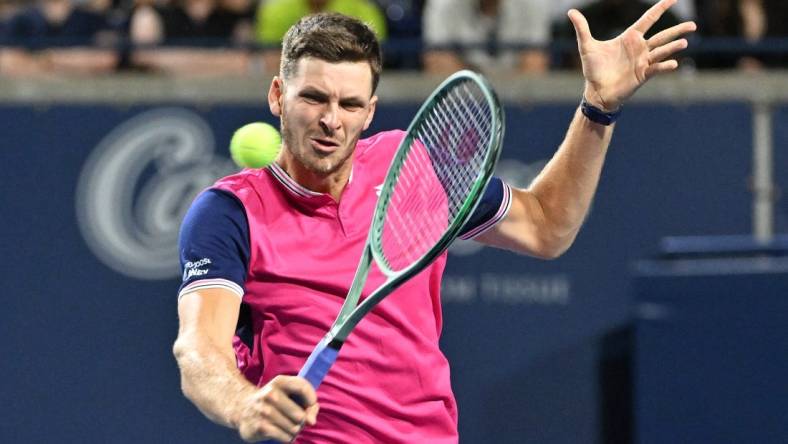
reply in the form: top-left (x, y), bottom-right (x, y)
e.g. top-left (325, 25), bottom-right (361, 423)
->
top-left (631, 0), bottom-right (678, 34)
top-left (645, 60), bottom-right (679, 79)
top-left (648, 21), bottom-right (697, 49)
top-left (649, 38), bottom-right (688, 64)
top-left (645, 19), bottom-right (697, 79)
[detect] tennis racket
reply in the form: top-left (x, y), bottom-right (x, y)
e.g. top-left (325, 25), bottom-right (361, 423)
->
top-left (264, 69), bottom-right (504, 442)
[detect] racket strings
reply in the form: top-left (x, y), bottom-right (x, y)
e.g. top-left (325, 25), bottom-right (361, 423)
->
top-left (380, 80), bottom-right (493, 271)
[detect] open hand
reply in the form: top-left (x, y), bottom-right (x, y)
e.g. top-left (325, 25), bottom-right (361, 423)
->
top-left (568, 0), bottom-right (697, 111)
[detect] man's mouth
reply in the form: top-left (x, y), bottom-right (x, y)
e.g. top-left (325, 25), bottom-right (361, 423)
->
top-left (310, 137), bottom-right (340, 154)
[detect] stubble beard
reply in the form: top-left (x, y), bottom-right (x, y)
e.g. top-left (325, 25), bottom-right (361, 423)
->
top-left (280, 108), bottom-right (355, 177)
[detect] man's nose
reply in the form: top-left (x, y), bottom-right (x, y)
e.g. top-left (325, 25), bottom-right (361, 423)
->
top-left (319, 103), bottom-right (341, 132)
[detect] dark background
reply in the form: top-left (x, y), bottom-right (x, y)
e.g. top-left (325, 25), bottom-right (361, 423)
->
top-left (1, 101), bottom-right (785, 443)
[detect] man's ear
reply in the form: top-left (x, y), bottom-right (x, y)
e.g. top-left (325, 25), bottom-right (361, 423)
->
top-left (268, 76), bottom-right (284, 117)
top-left (363, 95), bottom-right (378, 131)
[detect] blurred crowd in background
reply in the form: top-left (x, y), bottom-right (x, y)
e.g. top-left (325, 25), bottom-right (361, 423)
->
top-left (0, 0), bottom-right (786, 77)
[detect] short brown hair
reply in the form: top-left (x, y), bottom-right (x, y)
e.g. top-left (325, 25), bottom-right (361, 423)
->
top-left (280, 13), bottom-right (383, 94)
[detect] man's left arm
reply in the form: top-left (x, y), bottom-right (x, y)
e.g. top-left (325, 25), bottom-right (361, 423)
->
top-left (476, 0), bottom-right (697, 258)
top-left (475, 107), bottom-right (611, 259)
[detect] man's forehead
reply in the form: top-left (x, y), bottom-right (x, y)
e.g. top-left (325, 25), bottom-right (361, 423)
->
top-left (287, 57), bottom-right (374, 96)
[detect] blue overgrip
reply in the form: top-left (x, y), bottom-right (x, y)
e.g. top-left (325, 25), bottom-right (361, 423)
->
top-left (297, 335), bottom-right (340, 390)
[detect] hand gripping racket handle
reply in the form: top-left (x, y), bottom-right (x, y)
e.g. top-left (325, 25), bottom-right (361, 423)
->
top-left (258, 336), bottom-right (339, 443)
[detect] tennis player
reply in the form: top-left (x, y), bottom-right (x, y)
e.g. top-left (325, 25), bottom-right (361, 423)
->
top-left (174, 2), bottom-right (695, 442)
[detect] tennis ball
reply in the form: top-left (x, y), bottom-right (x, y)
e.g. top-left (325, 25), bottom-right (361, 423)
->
top-left (229, 122), bottom-right (282, 168)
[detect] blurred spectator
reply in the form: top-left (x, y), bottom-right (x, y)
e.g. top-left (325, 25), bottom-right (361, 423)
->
top-left (0, 0), bottom-right (118, 76)
top-left (551, 0), bottom-right (693, 21)
top-left (695, 0), bottom-right (788, 69)
top-left (552, 0), bottom-right (682, 69)
top-left (693, 0), bottom-right (757, 69)
top-left (128, 0), bottom-right (168, 45)
top-left (422, 0), bottom-right (551, 76)
top-left (255, 0), bottom-right (388, 73)
top-left (220, 0), bottom-right (255, 43)
top-left (129, 0), bottom-right (253, 75)
top-left (83, 0), bottom-right (113, 14)
top-left (376, 0), bottom-right (424, 70)
top-left (1, 1), bottom-right (25, 30)
top-left (2, 0), bottom-right (109, 45)
top-left (761, 0), bottom-right (788, 67)
top-left (131, 0), bottom-right (249, 45)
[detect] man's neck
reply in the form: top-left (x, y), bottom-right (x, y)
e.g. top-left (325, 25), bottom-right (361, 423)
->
top-left (276, 153), bottom-right (352, 202)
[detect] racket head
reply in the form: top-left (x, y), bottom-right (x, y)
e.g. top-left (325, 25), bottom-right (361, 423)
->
top-left (369, 70), bottom-right (505, 277)
top-left (294, 71), bottom-right (505, 394)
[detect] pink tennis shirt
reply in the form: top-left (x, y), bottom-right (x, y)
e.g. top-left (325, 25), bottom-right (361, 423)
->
top-left (178, 130), bottom-right (512, 443)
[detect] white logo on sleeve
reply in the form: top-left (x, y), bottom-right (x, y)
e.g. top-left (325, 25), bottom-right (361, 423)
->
top-left (374, 184), bottom-right (383, 196)
top-left (183, 258), bottom-right (212, 281)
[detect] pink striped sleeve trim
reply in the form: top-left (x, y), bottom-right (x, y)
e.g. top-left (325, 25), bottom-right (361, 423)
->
top-left (459, 182), bottom-right (513, 240)
top-left (178, 278), bottom-right (244, 300)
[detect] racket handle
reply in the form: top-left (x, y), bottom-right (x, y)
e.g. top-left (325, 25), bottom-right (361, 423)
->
top-left (258, 337), bottom-right (339, 444)
top-left (297, 335), bottom-right (340, 390)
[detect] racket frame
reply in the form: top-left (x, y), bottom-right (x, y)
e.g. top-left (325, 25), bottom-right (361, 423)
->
top-left (275, 71), bottom-right (506, 411)
top-left (328, 69), bottom-right (505, 344)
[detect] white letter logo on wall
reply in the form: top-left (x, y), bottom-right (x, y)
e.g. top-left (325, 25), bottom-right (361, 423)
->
top-left (76, 108), bottom-right (234, 280)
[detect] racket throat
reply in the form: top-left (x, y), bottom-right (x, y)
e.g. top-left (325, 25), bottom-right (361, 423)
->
top-left (327, 337), bottom-right (344, 350)
top-left (329, 246), bottom-right (374, 342)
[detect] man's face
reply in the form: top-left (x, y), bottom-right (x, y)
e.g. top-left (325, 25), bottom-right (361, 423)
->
top-left (269, 57), bottom-right (377, 177)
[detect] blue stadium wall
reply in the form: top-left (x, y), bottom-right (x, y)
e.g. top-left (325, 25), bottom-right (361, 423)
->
top-left (1, 101), bottom-right (785, 443)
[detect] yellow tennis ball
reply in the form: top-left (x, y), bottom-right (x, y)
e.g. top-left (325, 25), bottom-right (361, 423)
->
top-left (230, 122), bottom-right (282, 168)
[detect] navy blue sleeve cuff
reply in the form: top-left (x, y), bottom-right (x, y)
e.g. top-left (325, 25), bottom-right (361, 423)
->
top-left (458, 177), bottom-right (513, 240)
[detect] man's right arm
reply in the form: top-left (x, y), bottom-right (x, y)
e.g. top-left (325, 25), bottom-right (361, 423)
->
top-left (175, 189), bottom-right (318, 442)
top-left (173, 287), bottom-right (319, 442)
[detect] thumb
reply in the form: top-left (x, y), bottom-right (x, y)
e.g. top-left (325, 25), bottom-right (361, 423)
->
top-left (567, 9), bottom-right (593, 47)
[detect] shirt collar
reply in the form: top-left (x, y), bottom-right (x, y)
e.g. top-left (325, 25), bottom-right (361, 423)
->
top-left (267, 162), bottom-right (325, 199)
